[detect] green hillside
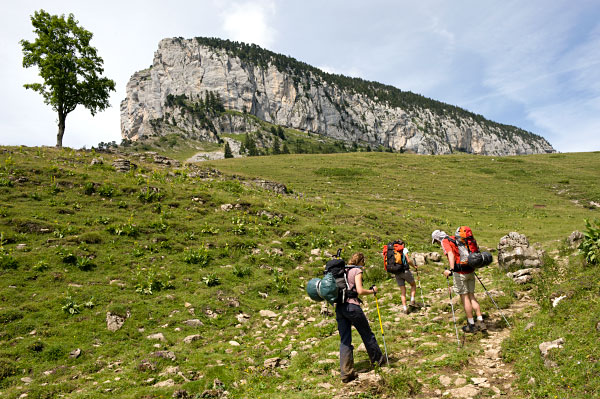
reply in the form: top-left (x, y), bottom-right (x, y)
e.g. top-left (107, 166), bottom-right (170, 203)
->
top-left (0, 146), bottom-right (598, 398)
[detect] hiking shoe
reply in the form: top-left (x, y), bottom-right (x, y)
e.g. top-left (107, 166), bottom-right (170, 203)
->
top-left (341, 372), bottom-right (358, 383)
top-left (476, 320), bottom-right (487, 332)
top-left (403, 308), bottom-right (410, 315)
top-left (375, 355), bottom-right (388, 367)
top-left (462, 323), bottom-right (478, 333)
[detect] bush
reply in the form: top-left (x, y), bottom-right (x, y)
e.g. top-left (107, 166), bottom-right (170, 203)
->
top-left (0, 309), bottom-right (24, 324)
top-left (83, 182), bottom-right (95, 195)
top-left (76, 256), bottom-right (95, 271)
top-left (202, 273), bottom-right (220, 287)
top-left (579, 219), bottom-right (600, 265)
top-left (135, 268), bottom-right (174, 295)
top-left (97, 183), bottom-right (115, 198)
top-left (232, 264), bottom-right (252, 277)
top-left (183, 248), bottom-right (211, 266)
top-left (0, 252), bottom-right (18, 270)
top-left (0, 358), bottom-right (16, 381)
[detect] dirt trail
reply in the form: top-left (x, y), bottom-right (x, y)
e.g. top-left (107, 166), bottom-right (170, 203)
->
top-left (335, 278), bottom-right (538, 399)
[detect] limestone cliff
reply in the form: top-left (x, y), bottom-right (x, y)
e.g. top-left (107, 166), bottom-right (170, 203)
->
top-left (121, 37), bottom-right (555, 155)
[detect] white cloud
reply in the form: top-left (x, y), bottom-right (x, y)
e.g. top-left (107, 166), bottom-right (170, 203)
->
top-left (221, 0), bottom-right (276, 48)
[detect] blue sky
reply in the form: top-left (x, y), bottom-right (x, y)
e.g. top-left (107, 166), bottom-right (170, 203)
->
top-left (1, 0), bottom-right (599, 152)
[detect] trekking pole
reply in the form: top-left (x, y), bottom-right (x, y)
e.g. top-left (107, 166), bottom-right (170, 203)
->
top-left (370, 286), bottom-right (389, 365)
top-left (414, 263), bottom-right (426, 306)
top-left (446, 276), bottom-right (461, 347)
top-left (474, 273), bottom-right (512, 328)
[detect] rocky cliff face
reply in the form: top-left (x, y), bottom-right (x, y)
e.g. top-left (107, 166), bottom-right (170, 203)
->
top-left (121, 37), bottom-right (555, 155)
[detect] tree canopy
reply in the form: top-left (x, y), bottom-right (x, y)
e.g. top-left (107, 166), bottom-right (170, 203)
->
top-left (20, 10), bottom-right (115, 147)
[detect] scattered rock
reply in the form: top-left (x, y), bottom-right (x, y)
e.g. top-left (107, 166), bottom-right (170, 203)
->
top-left (539, 338), bottom-right (564, 358)
top-left (153, 379), bottom-right (175, 387)
top-left (317, 382), bottom-right (333, 389)
top-left (236, 313), bottom-right (250, 323)
top-left (439, 375), bottom-right (452, 387)
top-left (173, 389), bottom-right (191, 399)
top-left (448, 384), bottom-right (479, 398)
top-left (69, 348), bottom-right (81, 358)
top-left (471, 377), bottom-right (487, 385)
top-left (159, 366), bottom-right (180, 376)
top-left (250, 179), bottom-right (288, 194)
top-left (264, 357), bottom-right (281, 369)
top-left (552, 295), bottom-right (567, 307)
top-left (506, 268), bottom-right (541, 284)
top-left (151, 351), bottom-right (177, 361)
top-left (16, 244), bottom-right (27, 250)
top-left (106, 312), bottom-right (127, 332)
top-left (454, 377), bottom-right (467, 386)
top-left (220, 204), bottom-right (234, 211)
top-left (259, 310), bottom-right (277, 318)
top-left (147, 333), bottom-right (166, 342)
top-left (183, 335), bottom-right (202, 344)
top-left (310, 248), bottom-right (320, 256)
top-left (20, 377), bottom-right (33, 384)
top-left (229, 341), bottom-right (240, 346)
top-left (497, 232), bottom-right (544, 271)
top-left (90, 158), bottom-right (103, 165)
top-left (112, 159), bottom-right (131, 172)
top-left (183, 319), bottom-right (204, 327)
top-left (138, 360), bottom-right (156, 372)
top-left (567, 231), bottom-right (584, 248)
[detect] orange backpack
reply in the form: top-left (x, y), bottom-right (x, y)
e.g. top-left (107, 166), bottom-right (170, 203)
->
top-left (383, 240), bottom-right (409, 274)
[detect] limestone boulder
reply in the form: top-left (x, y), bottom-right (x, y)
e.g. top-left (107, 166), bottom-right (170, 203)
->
top-left (497, 232), bottom-right (544, 272)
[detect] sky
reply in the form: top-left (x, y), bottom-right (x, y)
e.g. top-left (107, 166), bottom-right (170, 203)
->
top-left (1, 0), bottom-right (599, 152)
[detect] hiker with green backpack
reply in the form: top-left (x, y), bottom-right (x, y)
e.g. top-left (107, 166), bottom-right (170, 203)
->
top-left (383, 239), bottom-right (418, 314)
top-left (306, 251), bottom-right (386, 383)
top-left (335, 252), bottom-right (386, 383)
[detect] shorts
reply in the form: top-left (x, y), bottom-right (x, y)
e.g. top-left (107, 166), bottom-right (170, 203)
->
top-left (394, 270), bottom-right (415, 286)
top-left (453, 272), bottom-right (475, 295)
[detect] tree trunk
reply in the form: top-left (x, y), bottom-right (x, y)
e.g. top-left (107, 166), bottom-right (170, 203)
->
top-left (56, 111), bottom-right (66, 148)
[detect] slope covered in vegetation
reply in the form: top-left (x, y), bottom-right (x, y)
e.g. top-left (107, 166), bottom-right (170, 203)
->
top-left (0, 146), bottom-right (598, 398)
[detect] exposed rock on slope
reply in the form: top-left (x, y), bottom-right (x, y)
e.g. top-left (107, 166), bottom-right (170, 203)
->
top-left (121, 37), bottom-right (555, 155)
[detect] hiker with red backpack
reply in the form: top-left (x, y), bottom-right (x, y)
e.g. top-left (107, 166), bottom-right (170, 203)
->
top-left (335, 252), bottom-right (386, 383)
top-left (383, 240), bottom-right (418, 314)
top-left (432, 227), bottom-right (487, 333)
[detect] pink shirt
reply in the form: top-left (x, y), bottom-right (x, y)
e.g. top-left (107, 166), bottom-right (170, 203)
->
top-left (346, 266), bottom-right (363, 305)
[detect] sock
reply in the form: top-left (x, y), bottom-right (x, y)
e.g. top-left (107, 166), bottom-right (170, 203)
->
top-left (403, 305), bottom-right (407, 311)
top-left (477, 316), bottom-right (483, 322)
top-left (467, 318), bottom-right (474, 325)
top-left (410, 295), bottom-right (415, 302)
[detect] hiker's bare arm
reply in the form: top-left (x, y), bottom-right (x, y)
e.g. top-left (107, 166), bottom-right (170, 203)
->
top-left (443, 252), bottom-right (456, 277)
top-left (355, 273), bottom-right (376, 295)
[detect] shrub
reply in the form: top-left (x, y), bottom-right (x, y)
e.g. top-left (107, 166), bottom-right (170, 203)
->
top-left (579, 219), bottom-right (600, 265)
top-left (202, 273), bottom-right (220, 287)
top-left (97, 183), bottom-right (115, 198)
top-left (62, 296), bottom-right (81, 315)
top-left (83, 182), bottom-right (95, 195)
top-left (0, 251), bottom-right (18, 270)
top-left (0, 358), bottom-right (16, 381)
top-left (273, 271), bottom-right (289, 293)
top-left (0, 178), bottom-right (13, 187)
top-left (138, 187), bottom-right (164, 203)
top-left (76, 256), bottom-right (95, 271)
top-left (0, 309), bottom-right (24, 324)
top-left (28, 340), bottom-right (45, 352)
top-left (183, 248), bottom-right (211, 266)
top-left (135, 268), bottom-right (174, 295)
top-left (232, 264), bottom-right (252, 278)
top-left (33, 261), bottom-right (49, 272)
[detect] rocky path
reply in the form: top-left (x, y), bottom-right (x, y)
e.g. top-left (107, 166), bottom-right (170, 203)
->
top-left (334, 275), bottom-right (538, 399)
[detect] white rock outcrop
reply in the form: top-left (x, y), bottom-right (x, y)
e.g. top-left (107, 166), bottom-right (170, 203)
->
top-left (121, 38), bottom-right (555, 156)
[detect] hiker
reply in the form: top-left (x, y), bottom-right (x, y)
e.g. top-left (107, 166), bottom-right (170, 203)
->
top-left (389, 239), bottom-right (418, 314)
top-left (336, 252), bottom-right (386, 383)
top-left (432, 228), bottom-right (487, 333)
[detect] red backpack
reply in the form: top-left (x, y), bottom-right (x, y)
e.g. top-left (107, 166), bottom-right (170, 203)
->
top-left (383, 240), bottom-right (409, 274)
top-left (445, 226), bottom-right (480, 272)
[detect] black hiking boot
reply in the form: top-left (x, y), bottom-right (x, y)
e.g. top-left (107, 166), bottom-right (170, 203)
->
top-left (462, 323), bottom-right (478, 333)
top-left (476, 320), bottom-right (487, 332)
top-left (376, 355), bottom-right (388, 367)
top-left (341, 372), bottom-right (358, 383)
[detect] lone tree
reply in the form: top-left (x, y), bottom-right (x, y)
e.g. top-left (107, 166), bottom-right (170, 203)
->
top-left (20, 10), bottom-right (116, 147)
top-left (223, 141), bottom-right (234, 159)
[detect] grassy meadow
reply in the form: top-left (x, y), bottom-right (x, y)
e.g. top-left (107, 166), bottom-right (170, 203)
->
top-left (0, 146), bottom-right (598, 398)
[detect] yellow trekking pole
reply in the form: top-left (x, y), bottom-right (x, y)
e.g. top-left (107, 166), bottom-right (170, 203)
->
top-left (371, 286), bottom-right (389, 365)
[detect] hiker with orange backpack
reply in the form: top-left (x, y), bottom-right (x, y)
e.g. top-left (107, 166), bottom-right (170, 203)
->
top-left (432, 227), bottom-right (487, 333)
top-left (383, 239), bottom-right (418, 314)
